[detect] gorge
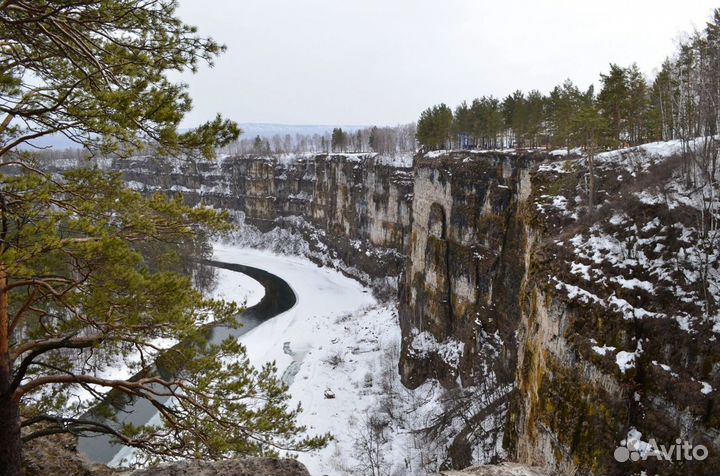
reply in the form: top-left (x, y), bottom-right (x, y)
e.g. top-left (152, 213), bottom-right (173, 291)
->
top-left (54, 143), bottom-right (720, 476)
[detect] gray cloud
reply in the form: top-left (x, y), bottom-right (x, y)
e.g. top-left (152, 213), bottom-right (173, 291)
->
top-left (175, 0), bottom-right (717, 128)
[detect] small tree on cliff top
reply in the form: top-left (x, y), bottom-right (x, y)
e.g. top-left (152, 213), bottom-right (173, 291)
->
top-left (0, 1), bottom-right (328, 474)
top-left (416, 104), bottom-right (453, 151)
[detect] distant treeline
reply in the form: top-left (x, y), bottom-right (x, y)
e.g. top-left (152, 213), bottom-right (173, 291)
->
top-left (30, 123), bottom-right (418, 161)
top-left (417, 8), bottom-right (720, 152)
top-left (221, 123), bottom-right (417, 155)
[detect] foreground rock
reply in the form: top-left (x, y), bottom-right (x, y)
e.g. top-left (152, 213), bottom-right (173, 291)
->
top-left (438, 462), bottom-right (547, 475)
top-left (22, 432), bottom-right (113, 476)
top-left (121, 458), bottom-right (310, 476)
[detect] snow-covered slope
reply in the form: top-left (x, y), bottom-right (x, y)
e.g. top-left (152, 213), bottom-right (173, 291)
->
top-left (510, 137), bottom-right (720, 475)
top-left (213, 244), bottom-right (480, 475)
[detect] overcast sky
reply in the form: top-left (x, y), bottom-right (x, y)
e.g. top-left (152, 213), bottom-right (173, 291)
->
top-left (174, 0), bottom-right (718, 128)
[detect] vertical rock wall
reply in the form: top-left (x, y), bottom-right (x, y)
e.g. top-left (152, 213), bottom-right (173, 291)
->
top-left (397, 152), bottom-right (536, 390)
top-left (395, 151), bottom-right (539, 468)
top-left (113, 154), bottom-right (414, 287)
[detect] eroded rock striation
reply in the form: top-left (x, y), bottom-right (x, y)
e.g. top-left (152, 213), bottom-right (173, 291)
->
top-left (115, 153), bottom-right (412, 294)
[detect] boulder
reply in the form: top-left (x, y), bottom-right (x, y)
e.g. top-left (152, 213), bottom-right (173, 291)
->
top-left (122, 458), bottom-right (310, 476)
top-left (438, 462), bottom-right (548, 476)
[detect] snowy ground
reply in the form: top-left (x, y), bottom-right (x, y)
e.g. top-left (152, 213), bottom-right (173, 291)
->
top-left (101, 243), bottom-right (449, 473)
top-left (211, 266), bottom-right (265, 308)
top-left (213, 244), bottom-right (383, 473)
top-left (213, 243), bottom-right (455, 475)
top-left (212, 244), bottom-right (378, 383)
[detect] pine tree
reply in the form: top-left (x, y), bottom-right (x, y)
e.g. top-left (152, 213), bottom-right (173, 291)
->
top-left (331, 127), bottom-right (348, 152)
top-left (625, 63), bottom-right (650, 144)
top-left (525, 90), bottom-right (547, 148)
top-left (569, 88), bottom-right (608, 215)
top-left (453, 101), bottom-right (473, 148)
top-left (369, 126), bottom-right (379, 152)
top-left (0, 2), bottom-right (328, 474)
top-left (253, 135), bottom-right (265, 153)
top-left (598, 64), bottom-right (629, 145)
top-left (469, 97), bottom-right (503, 149)
top-left (502, 90), bottom-right (525, 147)
top-left (416, 104), bottom-right (453, 151)
top-left (547, 80), bottom-right (584, 151)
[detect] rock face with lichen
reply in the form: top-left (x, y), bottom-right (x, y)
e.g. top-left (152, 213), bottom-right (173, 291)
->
top-left (112, 153), bottom-right (413, 294)
top-left (397, 152), bottom-right (537, 390)
top-left (395, 151), bottom-right (542, 468)
top-left (504, 145), bottom-right (720, 476)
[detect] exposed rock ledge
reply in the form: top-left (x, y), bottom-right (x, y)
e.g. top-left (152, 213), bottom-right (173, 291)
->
top-left (437, 462), bottom-right (548, 476)
top-left (119, 458), bottom-right (310, 476)
top-left (21, 431), bottom-right (310, 476)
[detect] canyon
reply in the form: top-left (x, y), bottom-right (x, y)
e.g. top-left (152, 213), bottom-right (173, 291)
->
top-left (58, 144), bottom-right (720, 475)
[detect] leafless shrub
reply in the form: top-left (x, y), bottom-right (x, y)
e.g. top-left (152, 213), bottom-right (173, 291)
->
top-left (352, 411), bottom-right (391, 476)
top-left (324, 351), bottom-right (344, 368)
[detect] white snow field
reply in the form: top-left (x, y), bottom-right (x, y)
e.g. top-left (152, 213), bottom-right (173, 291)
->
top-left (211, 266), bottom-right (265, 308)
top-left (212, 243), bottom-right (453, 475)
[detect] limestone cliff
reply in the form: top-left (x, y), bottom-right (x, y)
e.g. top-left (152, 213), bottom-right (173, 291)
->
top-left (114, 153), bottom-right (412, 293)
top-left (397, 152), bottom-right (537, 390)
top-left (66, 145), bottom-right (719, 475)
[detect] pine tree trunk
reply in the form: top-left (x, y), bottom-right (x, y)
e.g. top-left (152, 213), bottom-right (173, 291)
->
top-left (588, 150), bottom-right (596, 218)
top-left (0, 361), bottom-right (23, 476)
top-left (0, 265), bottom-right (22, 476)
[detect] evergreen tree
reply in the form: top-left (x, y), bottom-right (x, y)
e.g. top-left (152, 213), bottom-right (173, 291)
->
top-left (416, 104), bottom-right (453, 150)
top-left (369, 126), bottom-right (379, 152)
top-left (525, 90), bottom-right (547, 148)
top-left (469, 97), bottom-right (504, 148)
top-left (331, 128), bottom-right (348, 152)
top-left (598, 64), bottom-right (629, 145)
top-left (413, 6), bottom-right (720, 154)
top-left (625, 63), bottom-right (651, 144)
top-left (502, 90), bottom-right (527, 147)
top-left (547, 80), bottom-right (584, 150)
top-left (569, 90), bottom-right (608, 215)
top-left (453, 101), bottom-right (474, 148)
top-left (0, 1), bottom-right (239, 159)
top-left (0, 2), bottom-right (328, 473)
top-left (252, 135), bottom-right (266, 153)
